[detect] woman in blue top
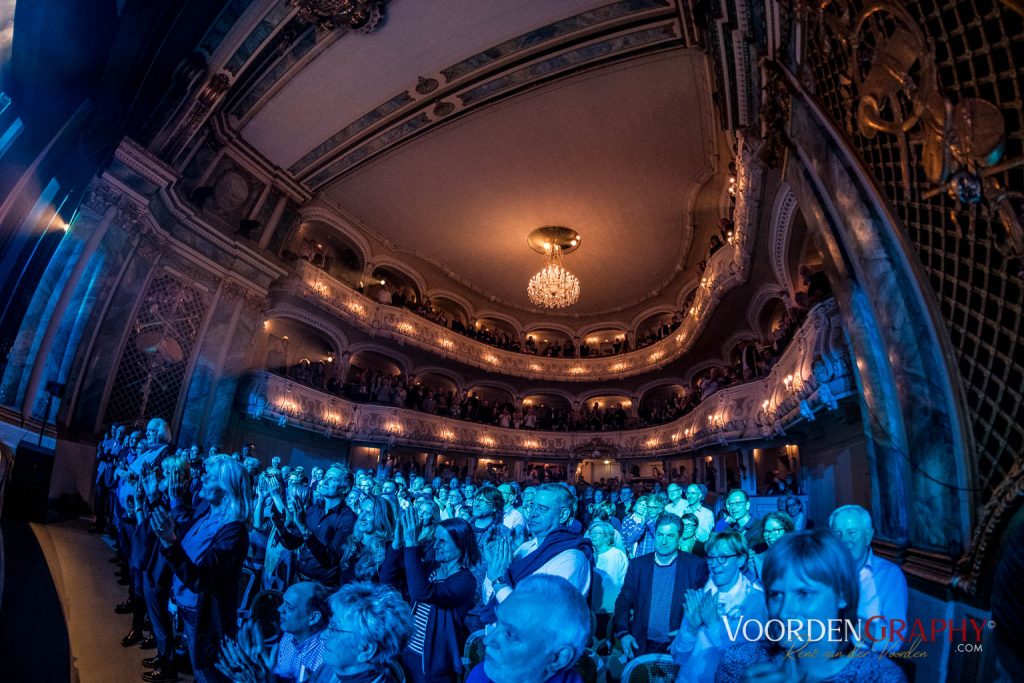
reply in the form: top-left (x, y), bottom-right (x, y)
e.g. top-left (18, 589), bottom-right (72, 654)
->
top-left (152, 455), bottom-right (251, 683)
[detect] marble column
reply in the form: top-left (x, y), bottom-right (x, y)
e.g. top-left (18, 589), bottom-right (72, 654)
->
top-left (783, 74), bottom-right (972, 556)
top-left (19, 204), bottom-right (117, 421)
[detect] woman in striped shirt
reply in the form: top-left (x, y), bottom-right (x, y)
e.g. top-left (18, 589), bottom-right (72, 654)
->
top-left (397, 508), bottom-right (480, 683)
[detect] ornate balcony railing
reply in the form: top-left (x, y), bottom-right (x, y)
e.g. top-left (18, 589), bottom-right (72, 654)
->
top-left (271, 142), bottom-right (760, 382)
top-left (239, 300), bottom-right (851, 458)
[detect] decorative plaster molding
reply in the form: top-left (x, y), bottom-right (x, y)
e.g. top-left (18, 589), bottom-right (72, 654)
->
top-left (240, 300), bottom-right (852, 457)
top-left (746, 284), bottom-right (787, 335)
top-left (769, 183), bottom-right (798, 295)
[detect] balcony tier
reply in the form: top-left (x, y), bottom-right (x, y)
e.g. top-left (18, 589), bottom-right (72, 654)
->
top-left (239, 301), bottom-right (852, 458)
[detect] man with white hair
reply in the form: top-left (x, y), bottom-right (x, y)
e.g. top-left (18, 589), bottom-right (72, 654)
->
top-left (480, 484), bottom-right (593, 623)
top-left (468, 575), bottom-right (589, 683)
top-left (682, 484), bottom-right (715, 542)
top-left (829, 504), bottom-right (908, 652)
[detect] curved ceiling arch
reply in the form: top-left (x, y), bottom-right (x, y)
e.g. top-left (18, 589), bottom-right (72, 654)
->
top-left (464, 380), bottom-right (519, 402)
top-left (524, 321), bottom-right (579, 339)
top-left (746, 284), bottom-right (788, 336)
top-left (411, 365), bottom-right (465, 392)
top-left (577, 320), bottom-right (630, 338)
top-left (424, 288), bottom-right (475, 320)
top-left (473, 310), bottom-right (525, 335)
top-left (262, 306), bottom-right (349, 355)
top-left (636, 377), bottom-right (690, 402)
top-left (345, 342), bottom-right (413, 376)
top-left (366, 254), bottom-right (428, 297)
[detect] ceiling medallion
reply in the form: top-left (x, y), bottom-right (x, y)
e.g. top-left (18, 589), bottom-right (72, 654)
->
top-left (527, 226), bottom-right (581, 309)
top-left (289, 0), bottom-right (387, 32)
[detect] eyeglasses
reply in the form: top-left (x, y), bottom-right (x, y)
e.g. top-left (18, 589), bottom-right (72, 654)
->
top-left (325, 624), bottom-right (358, 639)
top-left (764, 527), bottom-right (786, 535)
top-left (726, 500), bottom-right (747, 507)
top-left (706, 553), bottom-right (740, 565)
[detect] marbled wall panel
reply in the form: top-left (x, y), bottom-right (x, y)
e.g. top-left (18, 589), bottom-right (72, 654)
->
top-left (27, 252), bottom-right (107, 420)
top-left (0, 218), bottom-right (94, 406)
top-left (177, 290), bottom-right (235, 447)
top-left (57, 226), bottom-right (135, 428)
top-left (203, 307), bottom-right (259, 447)
top-left (68, 253), bottom-right (153, 433)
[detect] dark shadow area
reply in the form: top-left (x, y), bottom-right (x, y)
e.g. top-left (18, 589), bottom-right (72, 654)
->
top-left (0, 516), bottom-right (70, 682)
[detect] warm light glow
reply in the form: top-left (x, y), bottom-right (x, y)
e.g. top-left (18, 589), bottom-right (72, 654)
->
top-left (603, 459), bottom-right (611, 465)
top-left (527, 244), bottom-right (580, 309)
top-left (397, 322), bottom-right (415, 335)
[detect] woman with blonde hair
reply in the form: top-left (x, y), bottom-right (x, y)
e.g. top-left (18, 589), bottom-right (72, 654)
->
top-left (670, 530), bottom-right (767, 682)
top-left (341, 495), bottom-right (401, 584)
top-left (311, 581), bottom-right (411, 682)
top-left (151, 455), bottom-right (251, 683)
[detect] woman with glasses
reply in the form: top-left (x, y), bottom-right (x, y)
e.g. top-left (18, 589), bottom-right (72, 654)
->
top-left (669, 530), bottom-right (767, 682)
top-left (314, 582), bottom-right (411, 683)
top-left (716, 529), bottom-right (906, 682)
top-left (749, 512), bottom-right (794, 582)
top-left (677, 512), bottom-right (706, 557)
top-left (395, 507), bottom-right (480, 683)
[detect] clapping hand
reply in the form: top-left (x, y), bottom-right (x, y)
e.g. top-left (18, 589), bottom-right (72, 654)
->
top-left (150, 504), bottom-right (177, 545)
top-left (699, 591), bottom-right (719, 628)
top-left (166, 465), bottom-right (187, 502)
top-left (267, 477), bottom-right (285, 513)
top-left (485, 536), bottom-right (513, 582)
top-left (400, 505), bottom-right (419, 547)
top-left (141, 469), bottom-right (161, 503)
top-left (683, 589), bottom-right (705, 630)
top-left (216, 620), bottom-right (277, 683)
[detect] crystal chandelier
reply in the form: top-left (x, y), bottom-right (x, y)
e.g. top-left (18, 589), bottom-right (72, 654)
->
top-left (527, 227), bottom-right (581, 308)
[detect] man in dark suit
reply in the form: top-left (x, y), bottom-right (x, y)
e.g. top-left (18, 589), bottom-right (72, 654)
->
top-left (613, 513), bottom-right (709, 658)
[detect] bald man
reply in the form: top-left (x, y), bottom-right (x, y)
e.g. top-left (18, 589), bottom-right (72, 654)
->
top-left (274, 581), bottom-right (330, 681)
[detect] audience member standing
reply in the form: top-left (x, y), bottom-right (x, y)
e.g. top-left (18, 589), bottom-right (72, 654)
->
top-left (614, 514), bottom-right (708, 659)
top-left (151, 456), bottom-right (251, 683)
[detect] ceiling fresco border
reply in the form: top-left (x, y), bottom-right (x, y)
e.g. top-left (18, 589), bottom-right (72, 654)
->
top-left (300, 20), bottom-right (686, 188)
top-left (440, 0), bottom-right (672, 84)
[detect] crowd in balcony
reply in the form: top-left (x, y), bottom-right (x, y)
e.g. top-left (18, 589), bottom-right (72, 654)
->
top-left (272, 266), bottom-right (834, 437)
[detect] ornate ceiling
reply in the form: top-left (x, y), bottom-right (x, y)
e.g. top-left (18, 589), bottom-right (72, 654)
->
top-left (229, 0), bottom-right (722, 319)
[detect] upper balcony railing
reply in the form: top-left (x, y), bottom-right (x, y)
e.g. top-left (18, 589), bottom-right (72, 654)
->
top-left (240, 300), bottom-right (851, 458)
top-left (272, 140), bottom-right (762, 382)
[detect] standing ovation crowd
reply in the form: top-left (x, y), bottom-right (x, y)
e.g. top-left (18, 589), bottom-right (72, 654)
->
top-left (92, 419), bottom-right (909, 683)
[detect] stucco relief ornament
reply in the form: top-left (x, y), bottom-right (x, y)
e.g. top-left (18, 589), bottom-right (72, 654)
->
top-left (84, 184), bottom-right (122, 215)
top-left (290, 0), bottom-right (386, 33)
